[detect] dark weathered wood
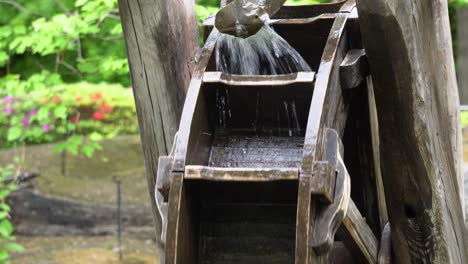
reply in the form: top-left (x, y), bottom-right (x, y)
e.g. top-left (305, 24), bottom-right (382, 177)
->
top-left (378, 223), bottom-right (392, 264)
top-left (339, 49), bottom-right (368, 89)
top-left (184, 166), bottom-right (299, 181)
top-left (118, 0), bottom-right (198, 260)
top-left (458, 7), bottom-right (468, 105)
top-left (343, 200), bottom-right (379, 263)
top-left (356, 0), bottom-right (468, 262)
top-left (311, 130), bottom-right (351, 256)
top-left (296, 2), bottom-right (354, 262)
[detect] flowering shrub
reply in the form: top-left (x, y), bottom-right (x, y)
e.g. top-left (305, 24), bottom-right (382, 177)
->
top-left (0, 77), bottom-right (137, 157)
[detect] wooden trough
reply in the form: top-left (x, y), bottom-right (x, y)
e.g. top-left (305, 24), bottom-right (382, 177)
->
top-left (156, 0), bottom-right (391, 263)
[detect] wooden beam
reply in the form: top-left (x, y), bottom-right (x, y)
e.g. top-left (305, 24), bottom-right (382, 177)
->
top-left (356, 0), bottom-right (468, 262)
top-left (457, 7), bottom-right (468, 105)
top-left (117, 0), bottom-right (198, 260)
top-left (343, 200), bottom-right (378, 264)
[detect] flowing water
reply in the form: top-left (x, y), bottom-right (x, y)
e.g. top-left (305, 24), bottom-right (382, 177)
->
top-left (216, 24), bottom-right (312, 75)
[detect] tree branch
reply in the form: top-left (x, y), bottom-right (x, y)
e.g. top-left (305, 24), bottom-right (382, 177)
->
top-left (0, 0), bottom-right (40, 16)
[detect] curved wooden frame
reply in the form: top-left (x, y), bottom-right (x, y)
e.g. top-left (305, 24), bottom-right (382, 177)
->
top-left (162, 1), bottom-right (387, 263)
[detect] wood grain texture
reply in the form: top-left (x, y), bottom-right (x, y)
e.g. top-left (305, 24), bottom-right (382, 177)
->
top-left (457, 8), bottom-right (468, 105)
top-left (356, 0), bottom-right (468, 262)
top-left (378, 223), bottom-right (392, 264)
top-left (296, 2), bottom-right (353, 261)
top-left (118, 0), bottom-right (198, 260)
top-left (343, 199), bottom-right (378, 263)
top-left (311, 132), bottom-right (351, 257)
top-left (184, 166), bottom-right (299, 181)
top-left (366, 78), bottom-right (388, 229)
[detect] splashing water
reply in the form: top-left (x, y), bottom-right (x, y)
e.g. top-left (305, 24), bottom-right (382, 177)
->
top-left (216, 24), bottom-right (311, 75)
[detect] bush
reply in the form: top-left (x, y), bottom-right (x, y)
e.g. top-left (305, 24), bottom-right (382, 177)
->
top-left (0, 166), bottom-right (23, 263)
top-left (0, 76), bottom-right (137, 157)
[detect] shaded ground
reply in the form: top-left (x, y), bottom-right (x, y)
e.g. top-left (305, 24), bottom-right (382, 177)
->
top-left (1, 136), bottom-right (159, 264)
top-left (11, 236), bottom-right (158, 264)
top-left (0, 136), bottom-right (148, 205)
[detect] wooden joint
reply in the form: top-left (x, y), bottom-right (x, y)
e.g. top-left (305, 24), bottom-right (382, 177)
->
top-left (339, 49), bottom-right (369, 89)
top-left (311, 128), bottom-right (342, 204)
top-left (311, 128), bottom-right (351, 256)
top-left (311, 161), bottom-right (336, 204)
top-left (156, 155), bottom-right (172, 245)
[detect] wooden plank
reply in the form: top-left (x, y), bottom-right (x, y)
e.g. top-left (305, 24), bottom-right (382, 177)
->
top-left (203, 71), bottom-right (315, 86)
top-left (173, 30), bottom-right (220, 172)
top-left (367, 77), bottom-right (388, 229)
top-left (356, 0), bottom-right (468, 262)
top-left (343, 200), bottom-right (378, 264)
top-left (185, 166), bottom-right (299, 181)
top-left (117, 0), bottom-right (198, 260)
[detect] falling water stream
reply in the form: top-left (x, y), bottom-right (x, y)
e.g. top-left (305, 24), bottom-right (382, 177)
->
top-left (215, 19), bottom-right (311, 138)
top-left (215, 24), bottom-right (312, 75)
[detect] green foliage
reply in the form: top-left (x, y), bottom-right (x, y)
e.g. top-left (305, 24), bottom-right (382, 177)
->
top-left (0, 166), bottom-right (24, 263)
top-left (0, 0), bottom-right (128, 86)
top-left (0, 81), bottom-right (137, 157)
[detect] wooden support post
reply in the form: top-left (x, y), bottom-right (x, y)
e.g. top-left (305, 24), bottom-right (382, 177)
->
top-left (117, 0), bottom-right (198, 261)
top-left (356, 0), bottom-right (468, 262)
top-left (457, 7), bottom-right (468, 105)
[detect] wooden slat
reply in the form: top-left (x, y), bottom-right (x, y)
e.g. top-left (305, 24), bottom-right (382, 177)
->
top-left (367, 77), bottom-right (388, 229)
top-left (343, 200), bottom-right (378, 264)
top-left (185, 166), bottom-right (299, 181)
top-left (203, 71), bottom-right (315, 86)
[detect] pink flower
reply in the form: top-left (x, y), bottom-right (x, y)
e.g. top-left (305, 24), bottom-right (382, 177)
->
top-left (89, 92), bottom-right (103, 101)
top-left (92, 111), bottom-right (106, 121)
top-left (99, 103), bottom-right (113, 113)
top-left (2, 107), bottom-right (13, 115)
top-left (2, 96), bottom-right (14, 104)
top-left (70, 116), bottom-right (80, 124)
top-left (22, 117), bottom-right (29, 127)
top-left (29, 109), bottom-right (38, 116)
top-left (42, 124), bottom-right (50, 132)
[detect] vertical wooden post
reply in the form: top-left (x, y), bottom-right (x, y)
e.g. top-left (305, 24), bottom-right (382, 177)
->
top-left (458, 7), bottom-right (468, 105)
top-left (117, 0), bottom-right (198, 261)
top-left (356, 0), bottom-right (468, 263)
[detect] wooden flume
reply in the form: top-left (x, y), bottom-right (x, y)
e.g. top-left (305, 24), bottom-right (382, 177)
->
top-left (156, 0), bottom-right (392, 263)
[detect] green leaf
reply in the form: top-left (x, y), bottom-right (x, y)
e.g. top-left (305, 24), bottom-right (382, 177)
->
top-left (0, 220), bottom-right (14, 237)
top-left (4, 242), bottom-right (24, 252)
top-left (0, 212), bottom-right (8, 220)
top-left (53, 142), bottom-right (68, 153)
top-left (7, 127), bottom-right (22, 142)
top-left (53, 105), bottom-right (67, 119)
top-left (0, 249), bottom-right (8, 261)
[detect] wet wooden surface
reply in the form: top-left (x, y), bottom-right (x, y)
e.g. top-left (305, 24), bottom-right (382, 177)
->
top-left (209, 135), bottom-right (304, 168)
